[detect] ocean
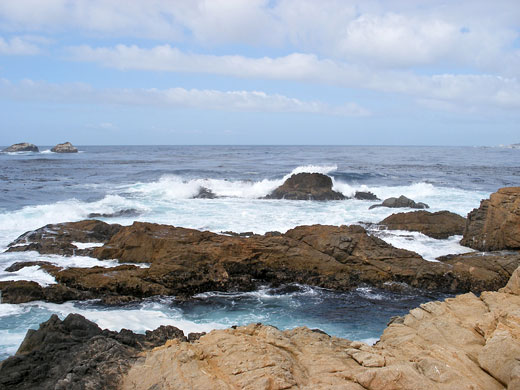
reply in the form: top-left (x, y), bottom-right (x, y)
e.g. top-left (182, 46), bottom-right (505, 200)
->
top-left (0, 145), bottom-right (518, 360)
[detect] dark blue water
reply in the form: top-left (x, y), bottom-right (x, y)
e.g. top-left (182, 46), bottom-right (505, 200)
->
top-left (1, 145), bottom-right (518, 211)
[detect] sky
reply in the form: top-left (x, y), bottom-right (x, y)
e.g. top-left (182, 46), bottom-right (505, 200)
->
top-left (0, 0), bottom-right (519, 145)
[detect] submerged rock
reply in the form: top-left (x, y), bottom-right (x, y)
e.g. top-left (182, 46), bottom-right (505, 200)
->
top-left (0, 313), bottom-right (186, 390)
top-left (354, 191), bottom-right (380, 200)
top-left (87, 209), bottom-right (141, 219)
top-left (2, 143), bottom-right (39, 152)
top-left (50, 142), bottom-right (78, 153)
top-left (369, 195), bottom-right (429, 210)
top-left (461, 186), bottom-right (520, 251)
top-left (379, 210), bottom-right (466, 239)
top-left (193, 187), bottom-right (217, 199)
top-left (120, 267), bottom-right (520, 390)
top-left (266, 172), bottom-right (345, 200)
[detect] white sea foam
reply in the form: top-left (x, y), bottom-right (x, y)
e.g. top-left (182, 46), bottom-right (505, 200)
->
top-left (71, 242), bottom-right (104, 249)
top-left (0, 265), bottom-right (56, 286)
top-left (371, 230), bottom-right (474, 261)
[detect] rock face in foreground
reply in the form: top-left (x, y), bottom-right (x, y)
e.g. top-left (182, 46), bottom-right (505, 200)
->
top-left (5, 220), bottom-right (520, 304)
top-left (379, 210), bottom-right (466, 239)
top-left (2, 142), bottom-right (39, 152)
top-left (121, 267), bottom-right (520, 390)
top-left (369, 195), bottom-right (429, 210)
top-left (266, 172), bottom-right (345, 200)
top-left (0, 313), bottom-right (186, 390)
top-left (51, 142), bottom-right (78, 153)
top-left (461, 186), bottom-right (520, 251)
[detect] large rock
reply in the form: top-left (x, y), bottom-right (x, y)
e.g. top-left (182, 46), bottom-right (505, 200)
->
top-left (461, 186), bottom-right (520, 251)
top-left (50, 142), bottom-right (78, 153)
top-left (0, 313), bottom-right (186, 390)
top-left (8, 220), bottom-right (520, 303)
top-left (369, 195), bottom-right (429, 210)
top-left (6, 219), bottom-right (122, 256)
top-left (379, 210), bottom-right (466, 239)
top-left (121, 267), bottom-right (520, 390)
top-left (3, 143), bottom-right (39, 152)
top-left (266, 172), bottom-right (345, 200)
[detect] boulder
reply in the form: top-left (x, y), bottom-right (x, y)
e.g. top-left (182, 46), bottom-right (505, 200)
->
top-left (266, 172), bottom-right (345, 200)
top-left (354, 191), bottom-right (380, 200)
top-left (0, 313), bottom-right (186, 390)
top-left (50, 142), bottom-right (78, 153)
top-left (3, 143), bottom-right (39, 152)
top-left (461, 186), bottom-right (520, 251)
top-left (369, 195), bottom-right (429, 210)
top-left (379, 210), bottom-right (466, 239)
top-left (87, 209), bottom-right (141, 219)
top-left (121, 268), bottom-right (520, 390)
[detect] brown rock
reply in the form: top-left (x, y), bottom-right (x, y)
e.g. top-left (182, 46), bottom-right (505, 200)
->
top-left (2, 142), bottom-right (39, 152)
top-left (121, 267), bottom-right (520, 390)
top-left (379, 210), bottom-right (466, 239)
top-left (369, 195), bottom-right (429, 210)
top-left (50, 142), bottom-right (78, 153)
top-left (6, 220), bottom-right (122, 256)
top-left (266, 172), bottom-right (345, 200)
top-left (461, 186), bottom-right (520, 251)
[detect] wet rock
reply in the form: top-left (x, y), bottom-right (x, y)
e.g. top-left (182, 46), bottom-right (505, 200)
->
top-left (369, 195), bottom-right (429, 210)
top-left (6, 219), bottom-right (122, 256)
top-left (50, 142), bottom-right (78, 153)
top-left (461, 186), bottom-right (520, 251)
top-left (2, 143), bottom-right (39, 152)
top-left (193, 187), bottom-right (217, 199)
top-left (87, 209), bottom-right (141, 218)
top-left (379, 210), bottom-right (466, 239)
top-left (5, 261), bottom-right (59, 273)
top-left (0, 313), bottom-right (186, 390)
top-left (121, 268), bottom-right (520, 389)
top-left (266, 172), bottom-right (345, 200)
top-left (0, 281), bottom-right (45, 303)
top-left (354, 191), bottom-right (380, 200)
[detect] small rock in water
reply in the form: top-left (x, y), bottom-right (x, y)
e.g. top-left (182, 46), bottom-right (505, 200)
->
top-left (266, 172), bottom-right (345, 200)
top-left (51, 142), bottom-right (78, 153)
top-left (193, 187), bottom-right (217, 199)
top-left (354, 191), bottom-right (380, 200)
top-left (369, 195), bottom-right (429, 210)
top-left (3, 142), bottom-right (39, 152)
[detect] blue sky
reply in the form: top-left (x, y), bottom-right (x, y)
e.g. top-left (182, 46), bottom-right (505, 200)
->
top-left (0, 0), bottom-right (519, 145)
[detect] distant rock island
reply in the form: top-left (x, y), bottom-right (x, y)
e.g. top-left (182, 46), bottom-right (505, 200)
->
top-left (51, 142), bottom-right (78, 153)
top-left (3, 142), bottom-right (39, 152)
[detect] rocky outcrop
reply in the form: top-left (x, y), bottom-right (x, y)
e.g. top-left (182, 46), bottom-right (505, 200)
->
top-left (266, 173), bottom-right (345, 200)
top-left (6, 220), bottom-right (122, 256)
top-left (50, 142), bottom-right (78, 153)
top-left (379, 210), bottom-right (466, 239)
top-left (6, 221), bottom-right (520, 303)
top-left (2, 142), bottom-right (39, 152)
top-left (354, 191), bottom-right (380, 200)
top-left (369, 195), bottom-right (429, 210)
top-left (461, 186), bottom-right (520, 251)
top-left (0, 313), bottom-right (186, 390)
top-left (120, 267), bottom-right (520, 390)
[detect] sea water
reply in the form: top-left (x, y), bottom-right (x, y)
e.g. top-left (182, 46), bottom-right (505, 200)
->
top-left (0, 145), bottom-right (518, 360)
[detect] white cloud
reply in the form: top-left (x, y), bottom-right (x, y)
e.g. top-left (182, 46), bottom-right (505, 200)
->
top-left (67, 44), bottom-right (520, 111)
top-left (0, 35), bottom-right (43, 55)
top-left (0, 78), bottom-right (369, 116)
top-left (1, 0), bottom-right (519, 74)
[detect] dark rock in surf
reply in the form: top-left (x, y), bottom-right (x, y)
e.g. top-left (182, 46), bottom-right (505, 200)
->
top-left (460, 187), bottom-right (520, 251)
top-left (379, 210), bottom-right (466, 239)
top-left (0, 280), bottom-right (93, 304)
top-left (193, 187), bottom-right (217, 199)
top-left (6, 220), bottom-right (122, 256)
top-left (369, 195), bottom-right (429, 210)
top-left (3, 143), bottom-right (39, 152)
top-left (87, 209), bottom-right (141, 219)
top-left (266, 173), bottom-right (345, 200)
top-left (50, 142), bottom-right (78, 153)
top-left (354, 191), bottom-right (380, 201)
top-left (0, 313), bottom-right (186, 390)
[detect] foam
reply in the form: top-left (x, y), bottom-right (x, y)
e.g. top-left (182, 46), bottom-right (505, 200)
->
top-left (71, 242), bottom-right (104, 249)
top-left (0, 265), bottom-right (56, 286)
top-left (372, 230), bottom-right (474, 261)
